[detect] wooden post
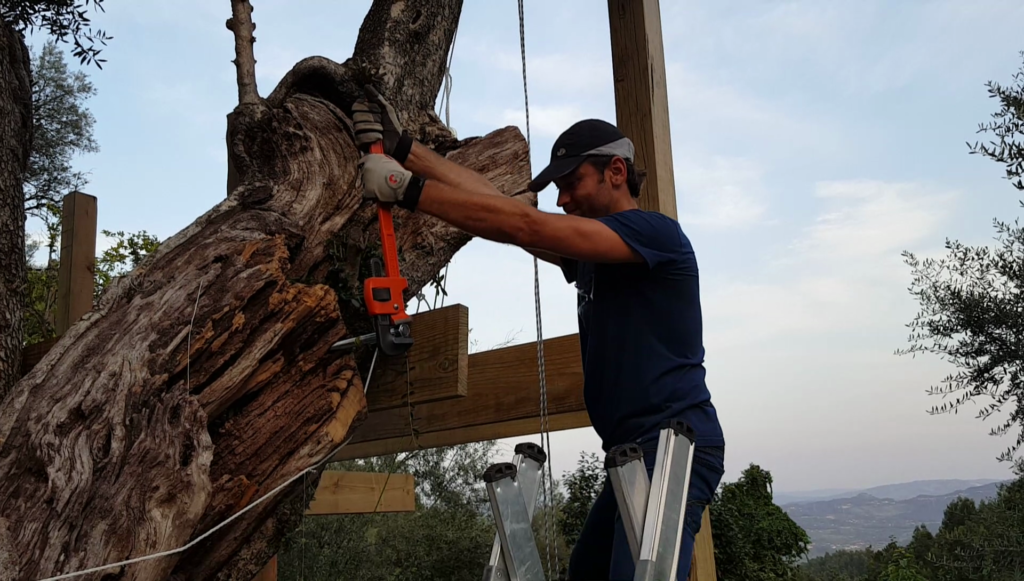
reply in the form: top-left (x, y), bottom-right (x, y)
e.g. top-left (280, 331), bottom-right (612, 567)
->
top-left (607, 0), bottom-right (677, 217)
top-left (607, 2), bottom-right (716, 579)
top-left (54, 191), bottom-right (97, 335)
top-left (251, 555), bottom-right (276, 581)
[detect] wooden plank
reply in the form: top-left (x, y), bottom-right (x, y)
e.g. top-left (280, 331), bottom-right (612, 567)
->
top-left (332, 333), bottom-right (586, 461)
top-left (609, 3), bottom-right (717, 577)
top-left (20, 336), bottom-right (59, 376)
top-left (251, 555), bottom-right (276, 581)
top-left (306, 471), bottom-right (415, 515)
top-left (334, 410), bottom-right (591, 461)
top-left (366, 303), bottom-right (468, 411)
top-left (688, 507), bottom-right (717, 580)
top-left (607, 0), bottom-right (677, 217)
top-left (54, 191), bottom-right (97, 335)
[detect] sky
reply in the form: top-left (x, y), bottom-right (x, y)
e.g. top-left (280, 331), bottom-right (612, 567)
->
top-left (23, 0), bottom-right (1024, 493)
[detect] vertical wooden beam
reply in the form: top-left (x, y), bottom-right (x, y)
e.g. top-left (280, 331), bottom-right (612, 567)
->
top-left (607, 0), bottom-right (677, 217)
top-left (688, 507), bottom-right (717, 580)
top-left (608, 2), bottom-right (717, 579)
top-left (251, 555), bottom-right (276, 581)
top-left (54, 191), bottom-right (97, 335)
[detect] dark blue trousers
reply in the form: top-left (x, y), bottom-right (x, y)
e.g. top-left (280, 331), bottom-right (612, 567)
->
top-left (566, 441), bottom-right (725, 580)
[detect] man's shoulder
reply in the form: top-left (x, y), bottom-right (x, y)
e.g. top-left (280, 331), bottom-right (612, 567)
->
top-left (598, 209), bottom-right (693, 258)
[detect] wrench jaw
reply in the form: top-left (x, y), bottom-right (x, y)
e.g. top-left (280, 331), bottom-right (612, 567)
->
top-left (365, 256), bottom-right (414, 357)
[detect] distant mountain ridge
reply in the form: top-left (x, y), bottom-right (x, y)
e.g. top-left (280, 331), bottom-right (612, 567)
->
top-left (775, 478), bottom-right (1004, 505)
top-left (778, 479), bottom-right (1010, 558)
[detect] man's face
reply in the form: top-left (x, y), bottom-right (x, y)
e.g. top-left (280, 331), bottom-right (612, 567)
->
top-left (553, 160), bottom-right (620, 218)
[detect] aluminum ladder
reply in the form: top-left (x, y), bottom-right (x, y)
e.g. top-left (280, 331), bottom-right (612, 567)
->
top-left (480, 420), bottom-right (696, 581)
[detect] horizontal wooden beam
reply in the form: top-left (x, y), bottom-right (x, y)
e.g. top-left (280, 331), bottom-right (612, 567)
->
top-left (332, 333), bottom-right (589, 461)
top-left (20, 336), bottom-right (59, 376)
top-left (307, 470), bottom-right (415, 515)
top-left (333, 411), bottom-right (591, 460)
top-left (366, 303), bottom-right (469, 411)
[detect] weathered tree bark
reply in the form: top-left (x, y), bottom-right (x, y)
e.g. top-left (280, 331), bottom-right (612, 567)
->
top-left (0, 17), bottom-right (32, 406)
top-left (0, 1), bottom-right (533, 579)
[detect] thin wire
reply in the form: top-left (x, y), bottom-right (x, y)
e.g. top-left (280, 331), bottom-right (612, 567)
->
top-left (35, 349), bottom-right (382, 581)
top-left (301, 471), bottom-right (307, 581)
top-left (517, 0), bottom-right (558, 576)
top-left (187, 280), bottom-right (203, 391)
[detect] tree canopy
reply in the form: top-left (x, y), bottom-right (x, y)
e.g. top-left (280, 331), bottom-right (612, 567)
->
top-left (898, 51), bottom-right (1024, 463)
top-left (1, 0), bottom-right (111, 67)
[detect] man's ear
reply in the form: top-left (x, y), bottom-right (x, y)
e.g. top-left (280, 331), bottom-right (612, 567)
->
top-left (608, 156), bottom-right (628, 186)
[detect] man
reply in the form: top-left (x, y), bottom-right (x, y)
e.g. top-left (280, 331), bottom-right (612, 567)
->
top-left (352, 87), bottom-right (725, 580)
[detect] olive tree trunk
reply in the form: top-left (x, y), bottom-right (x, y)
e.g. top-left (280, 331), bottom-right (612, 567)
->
top-left (0, 17), bottom-right (31, 406)
top-left (0, 1), bottom-right (532, 579)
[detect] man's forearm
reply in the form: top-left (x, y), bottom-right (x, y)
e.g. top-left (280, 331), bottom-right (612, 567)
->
top-left (414, 178), bottom-right (534, 246)
top-left (404, 140), bottom-right (505, 199)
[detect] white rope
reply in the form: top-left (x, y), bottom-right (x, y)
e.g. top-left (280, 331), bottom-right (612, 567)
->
top-left (517, 1), bottom-right (559, 576)
top-left (437, 20), bottom-right (460, 137)
top-left (35, 347), bottom-right (381, 581)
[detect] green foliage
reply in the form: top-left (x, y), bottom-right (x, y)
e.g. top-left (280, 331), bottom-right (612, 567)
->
top-left (24, 40), bottom-right (98, 218)
top-left (796, 547), bottom-right (875, 581)
top-left (877, 546), bottom-right (928, 581)
top-left (711, 463), bottom-right (811, 581)
top-left (22, 200), bottom-right (61, 344)
top-left (798, 469), bottom-right (1024, 581)
top-left (558, 451), bottom-right (602, 549)
top-left (279, 442), bottom-right (500, 581)
top-left (2, 0), bottom-right (112, 68)
top-left (898, 51), bottom-right (1024, 463)
top-left (93, 229), bottom-right (160, 298)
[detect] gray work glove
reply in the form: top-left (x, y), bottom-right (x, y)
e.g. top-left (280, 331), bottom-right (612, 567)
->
top-left (359, 154), bottom-right (419, 205)
top-left (351, 85), bottom-right (410, 161)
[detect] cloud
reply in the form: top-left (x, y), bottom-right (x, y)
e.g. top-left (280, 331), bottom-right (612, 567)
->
top-left (702, 179), bottom-right (958, 348)
top-left (500, 105), bottom-right (585, 140)
top-left (676, 155), bottom-right (770, 229)
top-left (788, 180), bottom-right (956, 263)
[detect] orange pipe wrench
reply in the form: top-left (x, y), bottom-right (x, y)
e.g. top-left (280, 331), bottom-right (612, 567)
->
top-left (361, 140), bottom-right (413, 356)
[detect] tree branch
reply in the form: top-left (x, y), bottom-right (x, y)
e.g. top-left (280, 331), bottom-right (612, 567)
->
top-left (227, 0), bottom-right (260, 107)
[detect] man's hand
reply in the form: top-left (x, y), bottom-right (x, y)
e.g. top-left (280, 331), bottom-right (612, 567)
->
top-left (351, 85), bottom-right (406, 157)
top-left (359, 154), bottom-right (414, 204)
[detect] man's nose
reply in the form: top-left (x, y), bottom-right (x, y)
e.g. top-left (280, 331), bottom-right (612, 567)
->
top-left (556, 190), bottom-right (569, 207)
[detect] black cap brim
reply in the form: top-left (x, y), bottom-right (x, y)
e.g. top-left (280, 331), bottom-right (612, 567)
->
top-left (528, 155), bottom-right (586, 193)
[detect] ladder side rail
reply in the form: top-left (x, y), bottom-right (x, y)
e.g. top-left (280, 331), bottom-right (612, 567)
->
top-left (605, 443), bottom-right (650, 564)
top-left (635, 421), bottom-right (696, 581)
top-left (483, 462), bottom-right (547, 581)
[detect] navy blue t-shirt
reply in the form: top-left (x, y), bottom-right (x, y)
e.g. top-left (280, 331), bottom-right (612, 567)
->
top-left (560, 209), bottom-right (724, 450)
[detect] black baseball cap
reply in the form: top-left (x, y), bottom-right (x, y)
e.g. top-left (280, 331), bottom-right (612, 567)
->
top-left (527, 119), bottom-right (636, 193)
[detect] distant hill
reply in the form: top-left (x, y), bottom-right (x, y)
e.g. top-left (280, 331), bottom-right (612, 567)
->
top-left (780, 480), bottom-right (1008, 558)
top-left (775, 479), bottom-right (1004, 505)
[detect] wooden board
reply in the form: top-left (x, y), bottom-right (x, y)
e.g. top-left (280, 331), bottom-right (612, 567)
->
top-left (306, 471), bottom-right (416, 515)
top-left (251, 556), bottom-right (276, 581)
top-left (332, 333), bottom-right (586, 461)
top-left (55, 191), bottom-right (97, 335)
top-left (366, 303), bottom-right (469, 410)
top-left (20, 336), bottom-right (59, 376)
top-left (607, 0), bottom-right (677, 217)
top-left (608, 2), bottom-right (718, 578)
top-left (688, 507), bottom-right (717, 580)
top-left (334, 410), bottom-right (591, 460)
